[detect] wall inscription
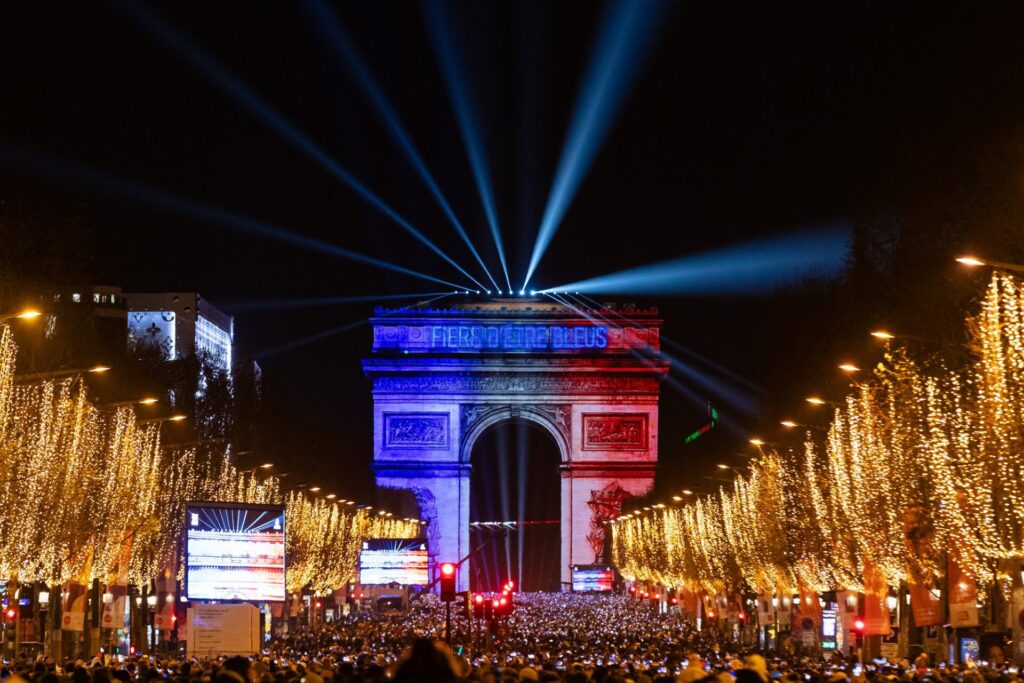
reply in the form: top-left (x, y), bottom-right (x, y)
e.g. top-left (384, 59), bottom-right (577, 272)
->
top-left (582, 413), bottom-right (648, 450)
top-left (383, 413), bottom-right (449, 448)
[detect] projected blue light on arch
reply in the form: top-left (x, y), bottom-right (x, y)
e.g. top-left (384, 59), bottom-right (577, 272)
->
top-left (541, 226), bottom-right (851, 296)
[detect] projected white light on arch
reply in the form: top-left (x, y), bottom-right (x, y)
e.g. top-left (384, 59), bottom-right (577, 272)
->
top-left (540, 227), bottom-right (851, 296)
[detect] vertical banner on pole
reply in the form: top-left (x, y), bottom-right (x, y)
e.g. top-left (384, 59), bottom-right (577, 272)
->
top-left (102, 539), bottom-right (132, 630)
top-left (908, 581), bottom-right (943, 627)
top-left (863, 561), bottom-right (891, 636)
top-left (948, 557), bottom-right (979, 628)
top-left (154, 563), bottom-right (176, 631)
top-left (62, 547), bottom-right (93, 632)
top-left (61, 584), bottom-right (87, 632)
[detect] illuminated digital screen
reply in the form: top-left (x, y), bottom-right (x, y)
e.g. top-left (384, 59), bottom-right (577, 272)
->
top-left (185, 503), bottom-right (286, 602)
top-left (375, 323), bottom-right (609, 352)
top-left (359, 539), bottom-right (428, 585)
top-left (572, 565), bottom-right (615, 592)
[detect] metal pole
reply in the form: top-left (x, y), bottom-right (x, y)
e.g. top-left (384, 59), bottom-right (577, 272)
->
top-left (445, 602), bottom-right (451, 648)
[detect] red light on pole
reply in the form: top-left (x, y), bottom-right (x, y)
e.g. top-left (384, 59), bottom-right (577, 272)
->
top-left (854, 618), bottom-right (865, 631)
top-left (4, 608), bottom-right (15, 620)
top-left (440, 562), bottom-right (457, 602)
top-left (474, 594), bottom-right (484, 605)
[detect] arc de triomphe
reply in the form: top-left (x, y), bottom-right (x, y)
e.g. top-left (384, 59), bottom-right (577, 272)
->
top-left (362, 298), bottom-right (668, 590)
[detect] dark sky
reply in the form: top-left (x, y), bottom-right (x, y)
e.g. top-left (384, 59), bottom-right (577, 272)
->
top-left (3, 1), bottom-right (1024, 499)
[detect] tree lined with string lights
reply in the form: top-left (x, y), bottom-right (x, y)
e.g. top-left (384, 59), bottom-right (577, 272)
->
top-left (613, 272), bottom-right (1024, 601)
top-left (0, 323), bottom-right (418, 594)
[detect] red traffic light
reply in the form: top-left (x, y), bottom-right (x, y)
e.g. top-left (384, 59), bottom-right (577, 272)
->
top-left (492, 599), bottom-right (500, 608)
top-left (4, 608), bottom-right (15, 620)
top-left (854, 618), bottom-right (866, 631)
top-left (500, 597), bottom-right (507, 606)
top-left (474, 594), bottom-right (484, 605)
top-left (629, 586), bottom-right (636, 594)
top-left (440, 562), bottom-right (456, 576)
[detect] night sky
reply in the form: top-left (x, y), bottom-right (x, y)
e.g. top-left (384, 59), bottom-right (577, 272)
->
top-left (3, 1), bottom-right (1024, 501)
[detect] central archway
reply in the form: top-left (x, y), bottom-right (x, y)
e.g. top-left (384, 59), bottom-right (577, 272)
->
top-left (469, 420), bottom-right (561, 592)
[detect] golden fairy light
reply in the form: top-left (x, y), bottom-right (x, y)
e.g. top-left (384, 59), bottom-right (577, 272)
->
top-left (0, 322), bottom-right (420, 595)
top-left (612, 272), bottom-right (1024, 598)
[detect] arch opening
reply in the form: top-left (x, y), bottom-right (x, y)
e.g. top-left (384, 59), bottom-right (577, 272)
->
top-left (469, 419), bottom-right (561, 592)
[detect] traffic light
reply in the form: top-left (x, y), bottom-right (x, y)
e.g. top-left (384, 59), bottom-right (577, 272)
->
top-left (439, 562), bottom-right (457, 602)
top-left (472, 593), bottom-right (485, 619)
top-left (4, 608), bottom-right (15, 622)
top-left (853, 617), bottom-right (865, 632)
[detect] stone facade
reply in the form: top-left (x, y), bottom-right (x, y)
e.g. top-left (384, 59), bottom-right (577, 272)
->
top-left (363, 299), bottom-right (668, 590)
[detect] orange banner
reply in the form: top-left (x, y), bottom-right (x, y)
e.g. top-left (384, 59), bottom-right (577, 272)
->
top-left (863, 561), bottom-right (891, 636)
top-left (908, 581), bottom-right (942, 626)
top-left (948, 556), bottom-right (979, 627)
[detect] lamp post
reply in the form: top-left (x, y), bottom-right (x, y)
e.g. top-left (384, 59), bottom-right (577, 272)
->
top-left (14, 365), bottom-right (111, 383)
top-left (38, 589), bottom-right (49, 658)
top-left (0, 309), bottom-right (42, 323)
top-left (956, 255), bottom-right (1024, 274)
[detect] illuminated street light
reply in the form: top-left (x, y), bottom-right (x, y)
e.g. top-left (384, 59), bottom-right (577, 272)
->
top-left (749, 438), bottom-right (765, 446)
top-left (0, 309), bottom-right (42, 322)
top-left (259, 463), bottom-right (274, 469)
top-left (955, 255), bottom-right (1024, 273)
top-left (139, 414), bottom-right (187, 425)
top-left (672, 495), bottom-right (682, 501)
top-left (838, 363), bottom-right (860, 373)
top-left (309, 486), bottom-right (322, 492)
top-left (870, 330), bottom-right (895, 340)
top-left (681, 489), bottom-right (693, 496)
top-left (780, 420), bottom-right (798, 428)
top-left (326, 493), bottom-right (337, 500)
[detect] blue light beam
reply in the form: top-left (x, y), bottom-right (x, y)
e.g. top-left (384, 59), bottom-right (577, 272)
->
top-left (577, 293), bottom-right (765, 396)
top-left (224, 291), bottom-right (450, 313)
top-left (254, 293), bottom-right (451, 359)
top-left (0, 142), bottom-right (469, 291)
top-left (421, 0), bottom-right (512, 292)
top-left (303, 0), bottom-right (499, 292)
top-left (522, 0), bottom-right (672, 289)
top-left (541, 226), bottom-right (851, 296)
top-left (111, 0), bottom-right (487, 291)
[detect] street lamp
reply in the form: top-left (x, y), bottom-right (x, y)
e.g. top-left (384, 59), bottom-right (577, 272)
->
top-left (838, 363), bottom-right (860, 373)
top-left (14, 364), bottom-right (111, 383)
top-left (0, 309), bottom-right (42, 322)
top-left (99, 397), bottom-right (160, 409)
top-left (870, 330), bottom-right (895, 341)
top-left (749, 438), bottom-right (765, 446)
top-left (956, 255), bottom-right (1024, 273)
top-left (780, 420), bottom-right (799, 428)
top-left (137, 414), bottom-right (187, 425)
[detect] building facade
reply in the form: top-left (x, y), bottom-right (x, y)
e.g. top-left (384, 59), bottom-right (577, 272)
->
top-left (363, 298), bottom-right (668, 590)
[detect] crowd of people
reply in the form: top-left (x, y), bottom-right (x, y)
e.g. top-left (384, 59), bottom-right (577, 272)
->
top-left (0, 594), bottom-right (1018, 683)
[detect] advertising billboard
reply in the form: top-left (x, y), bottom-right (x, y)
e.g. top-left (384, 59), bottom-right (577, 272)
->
top-left (571, 565), bottom-right (615, 592)
top-left (359, 539), bottom-right (428, 585)
top-left (185, 503), bottom-right (286, 601)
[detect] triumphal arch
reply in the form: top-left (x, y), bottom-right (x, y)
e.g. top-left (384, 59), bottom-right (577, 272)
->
top-left (362, 298), bottom-right (668, 589)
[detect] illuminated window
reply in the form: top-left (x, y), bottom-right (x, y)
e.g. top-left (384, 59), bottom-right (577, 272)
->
top-left (196, 315), bottom-right (232, 373)
top-left (71, 293), bottom-right (81, 303)
top-left (92, 293), bottom-right (101, 303)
